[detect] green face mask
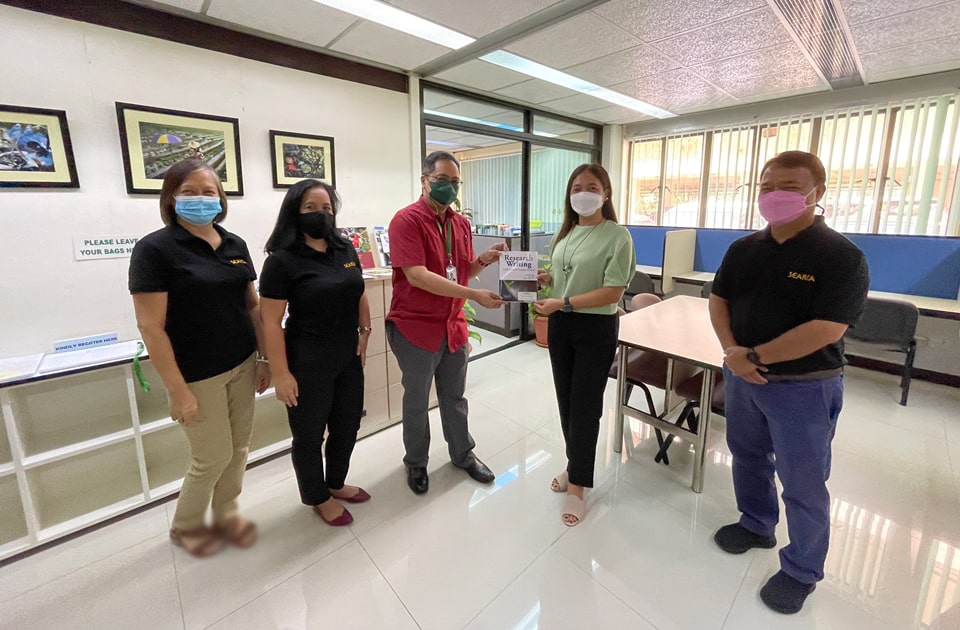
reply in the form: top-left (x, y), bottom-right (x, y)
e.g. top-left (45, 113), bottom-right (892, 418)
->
top-left (428, 180), bottom-right (459, 206)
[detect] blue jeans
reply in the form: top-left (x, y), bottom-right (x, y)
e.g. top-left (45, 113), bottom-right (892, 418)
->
top-left (723, 366), bottom-right (843, 584)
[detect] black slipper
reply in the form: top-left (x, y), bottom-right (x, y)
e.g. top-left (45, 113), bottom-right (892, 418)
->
top-left (760, 570), bottom-right (816, 614)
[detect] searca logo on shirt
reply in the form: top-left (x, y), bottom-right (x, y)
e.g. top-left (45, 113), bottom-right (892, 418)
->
top-left (344, 261), bottom-right (357, 269)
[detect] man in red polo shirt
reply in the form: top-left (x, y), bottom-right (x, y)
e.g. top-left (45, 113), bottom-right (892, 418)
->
top-left (386, 151), bottom-right (507, 495)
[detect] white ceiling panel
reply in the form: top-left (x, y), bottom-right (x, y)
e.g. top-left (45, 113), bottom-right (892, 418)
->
top-left (132, 0), bottom-right (205, 11)
top-left (849, 1), bottom-right (960, 54)
top-left (690, 42), bottom-right (818, 82)
top-left (578, 104), bottom-right (652, 125)
top-left (651, 8), bottom-right (791, 67)
top-left (206, 0), bottom-right (357, 48)
top-left (860, 32), bottom-right (960, 83)
top-left (494, 79), bottom-right (581, 104)
top-left (506, 12), bottom-right (641, 69)
top-left (840, 0), bottom-right (947, 25)
top-left (540, 93), bottom-right (615, 115)
top-left (330, 21), bottom-right (450, 70)
top-left (709, 65), bottom-right (824, 100)
top-left (594, 0), bottom-right (766, 43)
top-left (433, 60), bottom-right (529, 92)
top-left (389, 0), bottom-right (561, 38)
top-left (433, 100), bottom-right (515, 123)
top-left (612, 69), bottom-right (736, 114)
top-left (564, 45), bottom-right (681, 88)
top-left (423, 90), bottom-right (461, 111)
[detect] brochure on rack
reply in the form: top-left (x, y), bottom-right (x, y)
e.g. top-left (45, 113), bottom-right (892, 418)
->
top-left (499, 251), bottom-right (538, 302)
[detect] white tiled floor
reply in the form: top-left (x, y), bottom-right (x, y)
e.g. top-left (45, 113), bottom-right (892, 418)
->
top-left (2, 342), bottom-right (960, 629)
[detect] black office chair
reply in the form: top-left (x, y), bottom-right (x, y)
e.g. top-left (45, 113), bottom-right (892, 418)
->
top-left (844, 297), bottom-right (919, 406)
top-left (700, 281), bottom-right (713, 298)
top-left (623, 272), bottom-right (656, 310)
top-left (655, 370), bottom-right (725, 463)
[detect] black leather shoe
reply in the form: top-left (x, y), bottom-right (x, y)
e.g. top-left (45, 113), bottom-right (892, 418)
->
top-left (462, 458), bottom-right (495, 484)
top-left (407, 467), bottom-right (429, 495)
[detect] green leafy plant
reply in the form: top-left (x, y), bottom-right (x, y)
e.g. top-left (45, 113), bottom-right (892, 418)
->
top-left (462, 299), bottom-right (483, 345)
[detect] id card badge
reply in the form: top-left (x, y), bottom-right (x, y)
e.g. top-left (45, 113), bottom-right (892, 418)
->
top-left (445, 264), bottom-right (458, 282)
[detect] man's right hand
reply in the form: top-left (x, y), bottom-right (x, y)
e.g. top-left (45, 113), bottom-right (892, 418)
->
top-left (471, 289), bottom-right (505, 309)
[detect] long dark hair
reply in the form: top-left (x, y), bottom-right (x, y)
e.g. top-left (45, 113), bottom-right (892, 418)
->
top-left (264, 179), bottom-right (349, 253)
top-left (554, 163), bottom-right (618, 245)
top-left (158, 158), bottom-right (227, 225)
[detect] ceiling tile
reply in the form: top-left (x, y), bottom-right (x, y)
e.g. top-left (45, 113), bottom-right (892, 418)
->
top-left (506, 12), bottom-right (641, 69)
top-left (495, 79), bottom-right (581, 104)
top-left (689, 42), bottom-right (816, 81)
top-left (840, 0), bottom-right (947, 25)
top-left (578, 104), bottom-right (651, 125)
top-left (433, 100), bottom-right (516, 124)
top-left (860, 32), bottom-right (960, 82)
top-left (594, 0), bottom-right (766, 43)
top-left (432, 60), bottom-right (529, 92)
top-left (612, 69), bottom-right (736, 114)
top-left (540, 93), bottom-right (613, 114)
top-left (329, 21), bottom-right (450, 70)
top-left (389, 0), bottom-right (561, 38)
top-left (709, 65), bottom-right (824, 99)
top-left (564, 45), bottom-right (681, 87)
top-left (849, 1), bottom-right (960, 54)
top-left (651, 8), bottom-right (791, 66)
top-left (422, 90), bottom-right (460, 110)
top-left (206, 0), bottom-right (357, 48)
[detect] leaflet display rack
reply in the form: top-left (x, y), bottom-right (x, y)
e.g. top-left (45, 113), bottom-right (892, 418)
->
top-left (0, 277), bottom-right (407, 562)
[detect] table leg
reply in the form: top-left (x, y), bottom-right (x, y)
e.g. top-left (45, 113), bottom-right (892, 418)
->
top-left (691, 370), bottom-right (714, 493)
top-left (614, 345), bottom-right (627, 454)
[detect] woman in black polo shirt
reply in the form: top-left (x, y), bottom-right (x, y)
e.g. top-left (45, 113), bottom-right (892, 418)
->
top-left (129, 158), bottom-right (270, 558)
top-left (259, 180), bottom-right (372, 526)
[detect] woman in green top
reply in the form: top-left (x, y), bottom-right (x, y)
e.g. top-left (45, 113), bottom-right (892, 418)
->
top-left (534, 164), bottom-right (636, 527)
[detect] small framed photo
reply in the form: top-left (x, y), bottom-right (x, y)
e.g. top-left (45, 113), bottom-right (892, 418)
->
top-left (0, 105), bottom-right (79, 188)
top-left (115, 102), bottom-right (243, 195)
top-left (270, 130), bottom-right (336, 188)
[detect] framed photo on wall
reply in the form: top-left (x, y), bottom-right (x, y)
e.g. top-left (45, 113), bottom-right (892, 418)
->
top-left (270, 130), bottom-right (335, 188)
top-left (115, 102), bottom-right (243, 195)
top-left (0, 105), bottom-right (79, 188)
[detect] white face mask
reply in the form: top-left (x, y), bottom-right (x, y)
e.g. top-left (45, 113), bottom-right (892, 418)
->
top-left (570, 191), bottom-right (603, 216)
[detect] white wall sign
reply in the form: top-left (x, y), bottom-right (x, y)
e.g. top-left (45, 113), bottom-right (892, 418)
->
top-left (73, 235), bottom-right (141, 261)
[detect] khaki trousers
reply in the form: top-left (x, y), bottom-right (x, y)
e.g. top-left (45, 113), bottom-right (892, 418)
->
top-left (172, 353), bottom-right (256, 531)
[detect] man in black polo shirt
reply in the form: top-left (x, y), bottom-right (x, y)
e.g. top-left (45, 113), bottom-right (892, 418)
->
top-left (709, 151), bottom-right (869, 614)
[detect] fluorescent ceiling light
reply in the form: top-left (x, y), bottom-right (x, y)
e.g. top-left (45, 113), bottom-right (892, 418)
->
top-left (316, 0), bottom-right (474, 49)
top-left (480, 50), bottom-right (676, 119)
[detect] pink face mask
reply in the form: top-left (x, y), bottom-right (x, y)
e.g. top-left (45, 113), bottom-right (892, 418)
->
top-left (758, 188), bottom-right (817, 226)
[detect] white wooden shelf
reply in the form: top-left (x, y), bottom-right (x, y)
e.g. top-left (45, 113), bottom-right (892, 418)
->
top-left (0, 277), bottom-right (401, 563)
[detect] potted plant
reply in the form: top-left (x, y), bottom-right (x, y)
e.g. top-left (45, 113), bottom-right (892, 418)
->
top-left (529, 256), bottom-right (552, 348)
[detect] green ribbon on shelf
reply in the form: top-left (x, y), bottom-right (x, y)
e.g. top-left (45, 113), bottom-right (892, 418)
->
top-left (132, 341), bottom-right (151, 393)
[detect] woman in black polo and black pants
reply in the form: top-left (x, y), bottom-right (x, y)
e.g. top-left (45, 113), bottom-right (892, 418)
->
top-left (259, 180), bottom-right (372, 527)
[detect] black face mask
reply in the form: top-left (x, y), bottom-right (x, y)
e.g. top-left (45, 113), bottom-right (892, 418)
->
top-left (299, 211), bottom-right (334, 239)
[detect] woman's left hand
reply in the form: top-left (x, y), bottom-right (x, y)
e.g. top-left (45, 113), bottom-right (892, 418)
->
top-left (357, 333), bottom-right (369, 368)
top-left (534, 298), bottom-right (564, 316)
top-left (254, 360), bottom-right (271, 394)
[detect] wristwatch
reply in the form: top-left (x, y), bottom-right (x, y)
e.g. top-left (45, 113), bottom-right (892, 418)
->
top-left (747, 347), bottom-right (765, 367)
top-left (562, 297), bottom-right (573, 313)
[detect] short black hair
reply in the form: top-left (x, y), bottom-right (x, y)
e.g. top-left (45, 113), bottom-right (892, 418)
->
top-left (422, 151), bottom-right (460, 177)
top-left (264, 179), bottom-right (349, 253)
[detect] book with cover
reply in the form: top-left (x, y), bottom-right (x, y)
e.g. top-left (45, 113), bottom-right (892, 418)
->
top-left (339, 226), bottom-right (375, 269)
top-left (373, 225), bottom-right (391, 267)
top-left (499, 251), bottom-right (538, 302)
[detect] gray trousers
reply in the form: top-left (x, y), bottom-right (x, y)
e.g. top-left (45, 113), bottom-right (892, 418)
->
top-left (386, 321), bottom-right (477, 469)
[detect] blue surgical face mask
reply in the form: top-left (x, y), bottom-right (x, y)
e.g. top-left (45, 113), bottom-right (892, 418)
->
top-left (175, 195), bottom-right (222, 225)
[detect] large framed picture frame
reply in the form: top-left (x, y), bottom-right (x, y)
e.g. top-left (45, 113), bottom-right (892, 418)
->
top-left (270, 130), bottom-right (335, 188)
top-left (0, 105), bottom-right (79, 188)
top-left (115, 102), bottom-right (243, 195)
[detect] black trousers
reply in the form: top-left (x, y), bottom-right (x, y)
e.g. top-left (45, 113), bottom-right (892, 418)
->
top-left (286, 336), bottom-right (364, 505)
top-left (547, 311), bottom-right (619, 488)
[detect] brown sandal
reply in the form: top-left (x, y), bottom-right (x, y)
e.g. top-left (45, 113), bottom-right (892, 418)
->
top-left (216, 516), bottom-right (258, 548)
top-left (170, 526), bottom-right (225, 558)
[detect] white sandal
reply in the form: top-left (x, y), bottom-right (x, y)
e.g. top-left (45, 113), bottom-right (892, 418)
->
top-left (550, 470), bottom-right (569, 493)
top-left (562, 494), bottom-right (585, 527)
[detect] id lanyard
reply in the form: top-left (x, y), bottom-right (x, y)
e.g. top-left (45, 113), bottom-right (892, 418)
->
top-left (435, 215), bottom-right (457, 282)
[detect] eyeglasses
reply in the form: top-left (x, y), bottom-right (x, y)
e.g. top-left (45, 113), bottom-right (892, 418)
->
top-left (428, 176), bottom-right (463, 186)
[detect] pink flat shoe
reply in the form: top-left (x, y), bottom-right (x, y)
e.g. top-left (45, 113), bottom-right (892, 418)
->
top-left (336, 488), bottom-right (371, 504)
top-left (314, 504), bottom-right (353, 526)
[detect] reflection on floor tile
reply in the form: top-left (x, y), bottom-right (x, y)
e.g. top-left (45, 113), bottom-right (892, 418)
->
top-left (1, 342), bottom-right (958, 629)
